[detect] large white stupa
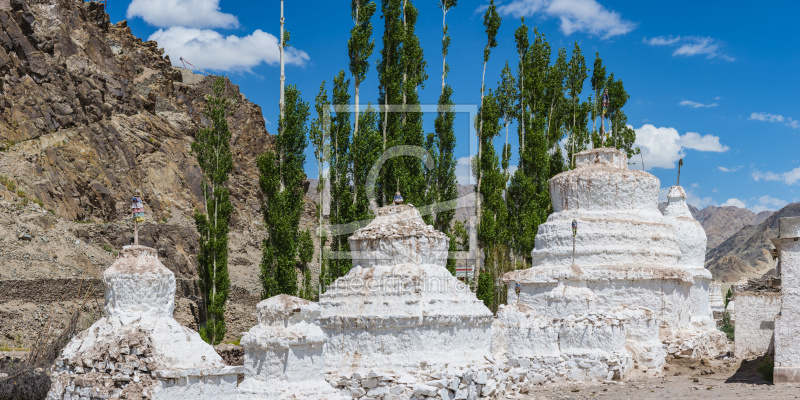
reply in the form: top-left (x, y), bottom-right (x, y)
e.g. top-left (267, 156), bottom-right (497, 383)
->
top-left (48, 246), bottom-right (241, 399)
top-left (494, 148), bottom-right (724, 378)
top-left (318, 204), bottom-right (493, 373)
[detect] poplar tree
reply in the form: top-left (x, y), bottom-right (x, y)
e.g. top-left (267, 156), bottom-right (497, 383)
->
top-left (475, 91), bottom-right (505, 311)
top-left (514, 19), bottom-right (528, 168)
top-left (298, 229), bottom-right (315, 300)
top-left (329, 71), bottom-right (354, 280)
top-left (566, 42), bottom-right (588, 168)
top-left (436, 0), bottom-right (459, 275)
top-left (496, 62), bottom-right (516, 184)
top-left (349, 0), bottom-right (377, 139)
top-left (377, 0), bottom-right (403, 205)
top-left (400, 0), bottom-right (427, 206)
top-left (475, 0), bottom-right (500, 279)
top-left (590, 52), bottom-right (606, 147)
top-left (310, 81), bottom-right (330, 289)
top-left (348, 0), bottom-right (377, 212)
top-left (192, 77), bottom-right (233, 345)
top-left (606, 74), bottom-right (639, 158)
top-left (259, 85), bottom-right (309, 299)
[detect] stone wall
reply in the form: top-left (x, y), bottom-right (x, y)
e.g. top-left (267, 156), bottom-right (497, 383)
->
top-left (328, 353), bottom-right (629, 399)
top-left (734, 291), bottom-right (781, 359)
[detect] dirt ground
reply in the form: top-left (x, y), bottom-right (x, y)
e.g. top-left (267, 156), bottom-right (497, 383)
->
top-left (521, 356), bottom-right (798, 400)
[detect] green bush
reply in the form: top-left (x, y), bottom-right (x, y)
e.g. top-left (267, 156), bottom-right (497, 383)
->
top-left (758, 355), bottom-right (774, 382)
top-left (719, 311), bottom-right (735, 341)
top-left (0, 175), bottom-right (15, 192)
top-left (101, 243), bottom-right (114, 253)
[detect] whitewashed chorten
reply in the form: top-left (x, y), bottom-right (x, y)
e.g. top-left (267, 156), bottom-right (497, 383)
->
top-left (48, 246), bottom-right (241, 400)
top-left (318, 204), bottom-right (493, 373)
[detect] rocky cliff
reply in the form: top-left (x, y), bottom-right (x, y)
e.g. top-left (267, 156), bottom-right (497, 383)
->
top-left (0, 0), bottom-right (313, 345)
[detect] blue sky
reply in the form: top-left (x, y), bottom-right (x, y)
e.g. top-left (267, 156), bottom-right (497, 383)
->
top-left (105, 0), bottom-right (800, 213)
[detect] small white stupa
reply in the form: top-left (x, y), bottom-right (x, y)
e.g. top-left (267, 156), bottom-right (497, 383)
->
top-left (495, 148), bottom-right (724, 379)
top-left (662, 185), bottom-right (716, 330)
top-left (48, 246), bottom-right (241, 400)
top-left (318, 204), bottom-right (493, 373)
top-left (237, 295), bottom-right (346, 399)
top-left (708, 281), bottom-right (726, 313)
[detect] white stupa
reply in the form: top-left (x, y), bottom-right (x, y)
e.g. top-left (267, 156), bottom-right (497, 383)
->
top-left (662, 185), bottom-right (717, 331)
top-left (237, 295), bottom-right (346, 399)
top-left (318, 204), bottom-right (493, 373)
top-left (48, 246), bottom-right (241, 400)
top-left (495, 148), bottom-right (724, 378)
top-left (708, 281), bottom-right (726, 313)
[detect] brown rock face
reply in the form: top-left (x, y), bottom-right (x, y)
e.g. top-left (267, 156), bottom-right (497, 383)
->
top-left (0, 0), bottom-right (271, 228)
top-left (0, 1), bottom-right (312, 345)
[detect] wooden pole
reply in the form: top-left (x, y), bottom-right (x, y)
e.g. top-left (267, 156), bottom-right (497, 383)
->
top-left (134, 219), bottom-right (138, 246)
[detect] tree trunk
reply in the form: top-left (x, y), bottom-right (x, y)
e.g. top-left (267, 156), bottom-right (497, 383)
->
top-left (279, 0), bottom-right (286, 192)
top-left (475, 59), bottom-right (487, 281)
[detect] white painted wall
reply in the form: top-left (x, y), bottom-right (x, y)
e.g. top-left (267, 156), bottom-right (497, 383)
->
top-left (734, 291), bottom-right (780, 359)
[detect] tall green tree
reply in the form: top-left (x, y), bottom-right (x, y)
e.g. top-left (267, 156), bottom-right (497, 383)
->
top-left (475, 0), bottom-right (500, 280)
top-left (565, 42), bottom-right (588, 168)
top-left (259, 85), bottom-right (309, 299)
top-left (192, 77), bottom-right (233, 345)
top-left (514, 18), bottom-right (528, 168)
top-left (348, 0), bottom-right (377, 217)
top-left (433, 0), bottom-right (458, 240)
top-left (348, 0), bottom-right (377, 139)
top-left (310, 81), bottom-right (330, 291)
top-left (329, 71), bottom-right (354, 280)
top-left (496, 62), bottom-right (516, 184)
top-left (475, 90), bottom-right (506, 307)
top-left (351, 105), bottom-right (382, 224)
top-left (606, 73), bottom-right (640, 158)
top-left (371, 0), bottom-right (432, 211)
top-left (590, 52), bottom-right (606, 147)
top-left (298, 229), bottom-right (315, 300)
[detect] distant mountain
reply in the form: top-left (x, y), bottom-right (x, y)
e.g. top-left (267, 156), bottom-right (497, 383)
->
top-left (695, 206), bottom-right (773, 249)
top-left (704, 202), bottom-right (800, 284)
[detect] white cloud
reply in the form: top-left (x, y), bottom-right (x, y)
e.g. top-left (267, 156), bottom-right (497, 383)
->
top-left (677, 132), bottom-right (729, 152)
top-left (150, 27), bottom-right (310, 72)
top-left (643, 35), bottom-right (734, 61)
top-left (717, 166), bottom-right (742, 173)
top-left (752, 166), bottom-right (800, 185)
top-left (495, 0), bottom-right (636, 39)
top-left (644, 35), bottom-right (680, 46)
top-left (721, 198), bottom-right (746, 208)
top-left (679, 100), bottom-right (717, 108)
top-left (751, 195), bottom-right (787, 213)
top-left (633, 124), bottom-right (729, 170)
top-left (749, 112), bottom-right (785, 123)
top-left (127, 0), bottom-right (238, 29)
top-left (749, 112), bottom-right (800, 129)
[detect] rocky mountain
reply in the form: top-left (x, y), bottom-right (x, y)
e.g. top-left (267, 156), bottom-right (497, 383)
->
top-left (0, 0), bottom-right (316, 345)
top-left (705, 203), bottom-right (800, 284)
top-left (694, 206), bottom-right (772, 249)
